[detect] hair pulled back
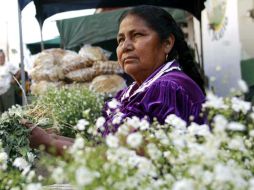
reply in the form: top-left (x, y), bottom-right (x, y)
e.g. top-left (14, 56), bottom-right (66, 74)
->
top-left (119, 5), bottom-right (205, 93)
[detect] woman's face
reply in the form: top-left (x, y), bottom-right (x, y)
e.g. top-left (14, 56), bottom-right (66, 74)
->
top-left (116, 15), bottom-right (168, 85)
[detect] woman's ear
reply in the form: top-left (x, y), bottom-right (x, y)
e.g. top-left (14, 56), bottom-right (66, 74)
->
top-left (164, 34), bottom-right (175, 54)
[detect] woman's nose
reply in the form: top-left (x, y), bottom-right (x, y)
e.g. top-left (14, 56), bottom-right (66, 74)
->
top-left (122, 39), bottom-right (134, 52)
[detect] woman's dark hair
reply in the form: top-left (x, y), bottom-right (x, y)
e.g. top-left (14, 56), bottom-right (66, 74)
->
top-left (118, 5), bottom-right (205, 93)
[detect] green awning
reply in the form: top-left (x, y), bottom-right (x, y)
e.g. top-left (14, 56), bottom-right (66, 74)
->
top-left (26, 37), bottom-right (61, 55)
top-left (56, 7), bottom-right (188, 50)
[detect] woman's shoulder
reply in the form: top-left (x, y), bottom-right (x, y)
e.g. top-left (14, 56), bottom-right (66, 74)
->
top-left (151, 70), bottom-right (205, 101)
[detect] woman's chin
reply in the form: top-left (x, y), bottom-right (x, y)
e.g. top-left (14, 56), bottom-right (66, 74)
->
top-left (124, 66), bottom-right (138, 77)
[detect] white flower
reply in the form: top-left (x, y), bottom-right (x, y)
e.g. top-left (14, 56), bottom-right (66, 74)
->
top-left (106, 134), bottom-right (119, 148)
top-left (25, 183), bottom-right (42, 190)
top-left (13, 157), bottom-right (30, 171)
top-left (139, 119), bottom-right (150, 130)
top-left (165, 114), bottom-right (186, 131)
top-left (27, 152), bottom-right (36, 163)
top-left (249, 178), bottom-right (254, 190)
top-left (250, 113), bottom-right (254, 121)
top-left (214, 164), bottom-right (234, 182)
top-left (76, 167), bottom-right (99, 186)
top-left (147, 143), bottom-right (162, 161)
top-left (213, 114), bottom-right (228, 131)
top-left (112, 113), bottom-right (123, 125)
top-left (237, 79), bottom-right (249, 93)
top-left (155, 130), bottom-right (169, 145)
top-left (96, 117), bottom-right (106, 130)
top-left (76, 119), bottom-right (89, 131)
top-left (69, 137), bottom-right (85, 153)
top-left (203, 92), bottom-right (228, 109)
top-left (249, 130), bottom-right (254, 137)
top-left (127, 132), bottom-right (143, 148)
top-left (227, 122), bottom-right (245, 131)
top-left (27, 170), bottom-right (36, 182)
top-left (228, 137), bottom-right (246, 151)
top-left (0, 152), bottom-right (8, 170)
top-left (52, 167), bottom-right (65, 184)
top-left (188, 123), bottom-right (210, 136)
top-left (117, 124), bottom-right (130, 136)
top-left (126, 116), bottom-right (141, 129)
top-left (172, 179), bottom-right (194, 190)
top-left (231, 97), bottom-right (251, 114)
top-left (108, 98), bottom-right (120, 109)
top-left (0, 152), bottom-right (8, 163)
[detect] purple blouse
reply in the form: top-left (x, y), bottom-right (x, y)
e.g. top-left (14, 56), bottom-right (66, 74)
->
top-left (102, 60), bottom-right (206, 136)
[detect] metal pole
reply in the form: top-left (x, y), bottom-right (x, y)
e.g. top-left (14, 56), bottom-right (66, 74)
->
top-left (40, 26), bottom-right (44, 50)
top-left (17, 0), bottom-right (27, 105)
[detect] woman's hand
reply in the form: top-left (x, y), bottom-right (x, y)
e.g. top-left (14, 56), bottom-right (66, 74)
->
top-left (20, 119), bottom-right (53, 149)
top-left (20, 119), bottom-right (73, 156)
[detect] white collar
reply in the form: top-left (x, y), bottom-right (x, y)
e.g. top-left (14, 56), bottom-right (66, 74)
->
top-left (121, 60), bottom-right (181, 101)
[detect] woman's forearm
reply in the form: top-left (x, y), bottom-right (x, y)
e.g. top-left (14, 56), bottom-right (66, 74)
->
top-left (45, 138), bottom-right (73, 156)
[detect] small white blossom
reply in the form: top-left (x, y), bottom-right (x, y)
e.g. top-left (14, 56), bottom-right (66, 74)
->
top-left (250, 113), bottom-right (254, 121)
top-left (127, 132), bottom-right (143, 148)
top-left (213, 114), bottom-right (228, 131)
top-left (172, 179), bottom-right (194, 190)
top-left (228, 137), bottom-right (246, 152)
top-left (126, 116), bottom-right (141, 129)
top-left (237, 79), bottom-right (249, 93)
top-left (27, 152), bottom-right (36, 163)
top-left (215, 65), bottom-right (221, 71)
top-left (155, 130), bottom-right (169, 145)
top-left (227, 122), bottom-right (245, 131)
top-left (27, 170), bottom-right (36, 182)
top-left (139, 119), bottom-right (150, 130)
top-left (188, 123), bottom-right (210, 136)
top-left (112, 113), bottom-right (123, 125)
top-left (0, 152), bottom-right (8, 170)
top-left (117, 124), bottom-right (130, 136)
top-left (69, 137), bottom-right (85, 153)
top-left (203, 92), bottom-right (228, 109)
top-left (25, 183), bottom-right (42, 190)
top-left (147, 143), bottom-right (162, 161)
top-left (108, 98), bottom-right (120, 109)
top-left (76, 167), bottom-right (100, 186)
top-left (231, 97), bottom-right (251, 114)
top-left (96, 117), bottom-right (106, 130)
top-left (106, 134), bottom-right (119, 148)
top-left (249, 130), bottom-right (254, 137)
top-left (214, 164), bottom-right (234, 182)
top-left (165, 114), bottom-right (186, 131)
top-left (13, 157), bottom-right (30, 171)
top-left (76, 119), bottom-right (89, 131)
top-left (52, 167), bottom-right (65, 184)
top-left (249, 178), bottom-right (254, 190)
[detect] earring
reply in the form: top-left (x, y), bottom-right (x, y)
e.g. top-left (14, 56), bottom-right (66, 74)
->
top-left (165, 54), bottom-right (168, 61)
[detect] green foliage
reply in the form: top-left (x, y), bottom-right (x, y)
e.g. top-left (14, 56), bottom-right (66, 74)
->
top-left (0, 106), bottom-right (34, 164)
top-left (31, 86), bottom-right (104, 137)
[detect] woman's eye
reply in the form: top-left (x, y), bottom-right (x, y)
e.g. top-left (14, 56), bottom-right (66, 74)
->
top-left (117, 37), bottom-right (124, 44)
top-left (134, 33), bottom-right (142, 38)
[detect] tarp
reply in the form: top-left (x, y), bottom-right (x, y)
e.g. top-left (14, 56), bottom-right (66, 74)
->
top-left (26, 37), bottom-right (61, 54)
top-left (19, 0), bottom-right (205, 26)
top-left (57, 8), bottom-right (187, 50)
top-left (19, 0), bottom-right (32, 10)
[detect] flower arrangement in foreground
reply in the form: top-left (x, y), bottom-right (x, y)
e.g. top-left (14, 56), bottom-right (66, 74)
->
top-left (22, 91), bottom-right (253, 190)
top-left (1, 84), bottom-right (254, 190)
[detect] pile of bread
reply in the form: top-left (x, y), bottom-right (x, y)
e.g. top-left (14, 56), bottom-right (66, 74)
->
top-left (30, 45), bottom-right (126, 95)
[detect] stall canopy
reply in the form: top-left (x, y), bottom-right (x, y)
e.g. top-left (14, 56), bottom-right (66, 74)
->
top-left (26, 37), bottom-right (61, 54)
top-left (19, 0), bottom-right (205, 26)
top-left (56, 8), bottom-right (187, 51)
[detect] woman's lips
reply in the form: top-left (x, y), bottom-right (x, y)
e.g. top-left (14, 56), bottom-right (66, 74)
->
top-left (123, 56), bottom-right (138, 64)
